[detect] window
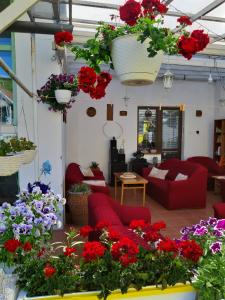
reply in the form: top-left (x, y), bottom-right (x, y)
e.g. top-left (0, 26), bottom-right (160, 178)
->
top-left (137, 106), bottom-right (183, 160)
top-left (0, 32), bottom-right (14, 126)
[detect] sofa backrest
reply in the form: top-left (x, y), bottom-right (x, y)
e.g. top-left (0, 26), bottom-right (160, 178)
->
top-left (159, 158), bottom-right (201, 177)
top-left (187, 156), bottom-right (220, 173)
top-left (65, 163), bottom-right (85, 191)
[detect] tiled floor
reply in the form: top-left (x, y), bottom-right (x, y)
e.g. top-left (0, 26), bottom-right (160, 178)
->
top-left (53, 188), bottom-right (221, 242)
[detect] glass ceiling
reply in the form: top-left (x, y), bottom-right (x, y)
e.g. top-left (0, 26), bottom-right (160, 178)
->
top-left (28, 0), bottom-right (225, 52)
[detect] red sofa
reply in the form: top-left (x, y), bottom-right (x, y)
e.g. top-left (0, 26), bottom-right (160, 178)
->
top-left (88, 193), bottom-right (151, 248)
top-left (65, 163), bottom-right (110, 195)
top-left (142, 158), bottom-right (207, 210)
top-left (187, 156), bottom-right (225, 190)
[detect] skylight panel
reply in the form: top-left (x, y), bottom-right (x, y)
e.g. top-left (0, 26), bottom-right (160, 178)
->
top-left (169, 0), bottom-right (216, 15)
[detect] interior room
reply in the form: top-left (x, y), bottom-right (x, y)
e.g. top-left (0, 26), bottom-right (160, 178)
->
top-left (0, 0), bottom-right (225, 299)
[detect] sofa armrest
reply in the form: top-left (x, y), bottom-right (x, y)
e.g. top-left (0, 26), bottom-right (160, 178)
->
top-left (92, 169), bottom-right (105, 180)
top-left (142, 167), bottom-right (152, 178)
top-left (120, 205), bottom-right (151, 225)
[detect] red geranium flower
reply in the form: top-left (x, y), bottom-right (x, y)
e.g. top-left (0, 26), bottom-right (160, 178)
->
top-left (107, 228), bottom-right (121, 241)
top-left (156, 3), bottom-right (168, 14)
top-left (4, 239), bottom-right (21, 253)
top-left (177, 35), bottom-right (199, 60)
top-left (79, 225), bottom-right (93, 238)
top-left (129, 219), bottom-right (148, 230)
top-left (191, 30), bottom-right (210, 52)
top-left (152, 221), bottom-right (166, 231)
top-left (90, 85), bottom-right (106, 100)
top-left (64, 246), bottom-right (76, 257)
top-left (157, 238), bottom-right (179, 253)
top-left (179, 240), bottom-right (203, 263)
top-left (78, 66), bottom-right (97, 92)
top-left (119, 0), bottom-right (142, 26)
top-left (141, 0), bottom-right (168, 15)
top-left (177, 16), bottom-right (192, 26)
top-left (97, 72), bottom-right (112, 88)
top-left (144, 230), bottom-right (161, 242)
top-left (44, 264), bottom-right (56, 277)
top-left (54, 31), bottom-right (73, 46)
top-left (82, 241), bottom-right (106, 262)
top-left (23, 242), bottom-right (32, 252)
top-left (38, 247), bottom-right (45, 257)
top-left (111, 237), bottom-right (139, 266)
top-left (96, 220), bottom-right (110, 230)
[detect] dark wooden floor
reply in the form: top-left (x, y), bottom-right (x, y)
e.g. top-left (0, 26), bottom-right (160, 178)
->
top-left (54, 188), bottom-right (221, 242)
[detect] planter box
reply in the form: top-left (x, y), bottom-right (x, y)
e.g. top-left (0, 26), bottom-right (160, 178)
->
top-left (17, 284), bottom-right (197, 300)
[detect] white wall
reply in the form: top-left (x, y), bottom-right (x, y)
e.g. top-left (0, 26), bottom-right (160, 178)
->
top-left (15, 33), bottom-right (65, 194)
top-left (66, 78), bottom-right (215, 181)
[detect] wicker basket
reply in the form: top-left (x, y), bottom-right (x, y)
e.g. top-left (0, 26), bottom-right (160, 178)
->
top-left (0, 153), bottom-right (24, 176)
top-left (23, 149), bottom-right (37, 165)
top-left (68, 192), bottom-right (89, 226)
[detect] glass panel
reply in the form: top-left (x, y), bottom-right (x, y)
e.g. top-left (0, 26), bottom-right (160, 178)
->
top-left (162, 110), bottom-right (179, 149)
top-left (138, 108), bottom-right (157, 154)
top-left (206, 3), bottom-right (225, 17)
top-left (169, 0), bottom-right (215, 14)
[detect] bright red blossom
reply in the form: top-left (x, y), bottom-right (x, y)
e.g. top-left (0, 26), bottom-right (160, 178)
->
top-left (23, 242), bottom-right (32, 252)
top-left (177, 35), bottom-right (199, 60)
top-left (177, 16), bottom-right (192, 26)
top-left (44, 264), bottom-right (56, 277)
top-left (4, 239), bottom-right (21, 253)
top-left (119, 0), bottom-right (141, 26)
top-left (179, 240), bottom-right (203, 263)
top-left (157, 238), bottom-right (179, 253)
top-left (78, 66), bottom-right (97, 88)
top-left (82, 241), bottom-right (106, 262)
top-left (54, 31), bottom-right (73, 46)
top-left (37, 247), bottom-right (45, 258)
top-left (107, 228), bottom-right (121, 241)
top-left (96, 220), bottom-right (110, 230)
top-left (129, 219), bottom-right (148, 230)
top-left (79, 225), bottom-right (93, 238)
top-left (144, 230), bottom-right (161, 242)
top-left (64, 247), bottom-right (76, 257)
top-left (191, 30), bottom-right (210, 52)
top-left (152, 221), bottom-right (166, 231)
top-left (141, 0), bottom-right (168, 15)
top-left (111, 237), bottom-right (139, 266)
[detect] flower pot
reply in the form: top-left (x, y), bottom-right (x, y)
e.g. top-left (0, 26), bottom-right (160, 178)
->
top-left (0, 265), bottom-right (19, 300)
top-left (0, 153), bottom-right (24, 176)
top-left (55, 89), bottom-right (72, 103)
top-left (18, 283), bottom-right (197, 299)
top-left (67, 192), bottom-right (89, 225)
top-left (111, 35), bottom-right (163, 86)
top-left (22, 149), bottom-right (37, 165)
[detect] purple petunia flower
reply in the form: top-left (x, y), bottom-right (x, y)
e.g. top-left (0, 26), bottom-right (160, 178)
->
top-left (215, 219), bottom-right (225, 231)
top-left (210, 241), bottom-right (222, 254)
top-left (194, 226), bottom-right (208, 236)
top-left (213, 229), bottom-right (224, 237)
top-left (207, 217), bottom-right (218, 226)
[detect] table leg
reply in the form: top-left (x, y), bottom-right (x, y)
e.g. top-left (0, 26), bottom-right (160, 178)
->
top-left (143, 183), bottom-right (146, 206)
top-left (114, 176), bottom-right (117, 199)
top-left (121, 183), bottom-right (124, 205)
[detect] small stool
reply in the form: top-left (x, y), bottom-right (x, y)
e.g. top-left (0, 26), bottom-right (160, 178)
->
top-left (213, 203), bottom-right (225, 219)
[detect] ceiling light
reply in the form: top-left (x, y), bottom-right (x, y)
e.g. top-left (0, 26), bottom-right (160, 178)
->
top-left (163, 70), bottom-right (174, 89)
top-left (208, 72), bottom-right (213, 83)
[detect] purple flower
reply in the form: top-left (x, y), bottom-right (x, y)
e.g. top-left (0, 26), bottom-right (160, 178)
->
top-left (213, 229), bottom-right (223, 237)
top-left (194, 226), bottom-right (208, 236)
top-left (2, 202), bottom-right (10, 209)
top-left (28, 181), bottom-right (50, 194)
top-left (215, 219), bottom-right (225, 231)
top-left (32, 200), bottom-right (44, 211)
top-left (207, 217), bottom-right (218, 226)
top-left (0, 224), bottom-right (6, 233)
top-left (200, 220), bottom-right (208, 227)
top-left (210, 241), bottom-right (222, 254)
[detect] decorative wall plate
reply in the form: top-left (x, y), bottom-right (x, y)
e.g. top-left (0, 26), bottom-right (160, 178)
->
top-left (86, 107), bottom-right (96, 117)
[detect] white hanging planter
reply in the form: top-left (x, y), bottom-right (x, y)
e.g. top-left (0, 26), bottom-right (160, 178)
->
top-left (55, 89), bottom-right (72, 104)
top-left (22, 149), bottom-right (37, 165)
top-left (111, 34), bottom-right (163, 86)
top-left (0, 153), bottom-right (24, 176)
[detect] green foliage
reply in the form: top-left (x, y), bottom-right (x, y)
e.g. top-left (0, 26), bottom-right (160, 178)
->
top-left (19, 138), bottom-right (36, 150)
top-left (70, 18), bottom-right (180, 73)
top-left (90, 161), bottom-right (99, 169)
top-left (69, 183), bottom-right (91, 194)
top-left (0, 139), bottom-right (12, 156)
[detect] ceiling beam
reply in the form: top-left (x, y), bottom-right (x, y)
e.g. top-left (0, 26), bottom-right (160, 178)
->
top-left (163, 0), bottom-right (174, 5)
top-left (27, 9), bottom-right (35, 22)
top-left (0, 0), bottom-right (40, 34)
top-left (69, 0), bottom-right (72, 25)
top-left (52, 0), bottom-right (60, 23)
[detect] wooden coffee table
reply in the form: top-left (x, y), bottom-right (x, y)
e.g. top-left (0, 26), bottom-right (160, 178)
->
top-left (114, 172), bottom-right (148, 206)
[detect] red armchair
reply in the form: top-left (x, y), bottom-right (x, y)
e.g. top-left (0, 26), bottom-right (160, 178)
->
top-left (65, 163), bottom-right (110, 195)
top-left (88, 193), bottom-right (151, 248)
top-left (142, 158), bottom-right (207, 210)
top-left (187, 156), bottom-right (225, 190)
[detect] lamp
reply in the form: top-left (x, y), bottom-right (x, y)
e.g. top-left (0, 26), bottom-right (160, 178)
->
top-left (163, 70), bottom-right (174, 89)
top-left (208, 71), bottom-right (213, 83)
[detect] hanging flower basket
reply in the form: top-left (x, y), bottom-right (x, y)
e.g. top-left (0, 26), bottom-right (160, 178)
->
top-left (55, 89), bottom-right (72, 104)
top-left (23, 149), bottom-right (37, 165)
top-left (111, 35), bottom-right (163, 86)
top-left (17, 283), bottom-right (196, 300)
top-left (0, 153), bottom-right (24, 176)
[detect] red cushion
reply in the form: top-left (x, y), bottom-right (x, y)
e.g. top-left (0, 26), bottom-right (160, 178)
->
top-left (65, 163), bottom-right (84, 187)
top-left (213, 203), bottom-right (225, 219)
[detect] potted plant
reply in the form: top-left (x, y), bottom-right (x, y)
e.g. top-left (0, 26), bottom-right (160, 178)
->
top-left (89, 161), bottom-right (100, 171)
top-left (0, 181), bottom-right (66, 300)
top-left (37, 74), bottom-right (79, 112)
top-left (16, 220), bottom-right (200, 300)
top-left (67, 183), bottom-right (91, 225)
top-left (68, 0), bottom-right (209, 86)
top-left (19, 138), bottom-right (37, 165)
top-left (0, 139), bottom-right (24, 177)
